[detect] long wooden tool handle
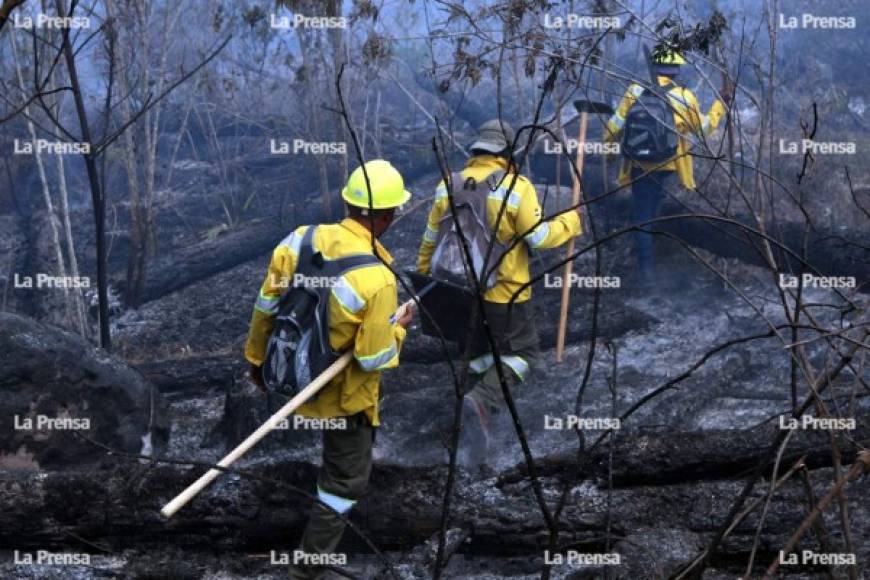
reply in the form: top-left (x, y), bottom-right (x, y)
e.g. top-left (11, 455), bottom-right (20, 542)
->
top-left (161, 300), bottom-right (415, 518)
top-left (555, 112), bottom-right (588, 363)
top-left (160, 350), bottom-right (353, 518)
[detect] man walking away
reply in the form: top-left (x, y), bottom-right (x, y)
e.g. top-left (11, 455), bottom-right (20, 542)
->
top-left (246, 159), bottom-right (414, 579)
top-left (604, 50), bottom-right (733, 280)
top-left (417, 119), bottom-right (582, 464)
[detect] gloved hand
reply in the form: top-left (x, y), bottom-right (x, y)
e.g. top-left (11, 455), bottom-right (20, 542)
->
top-left (249, 363), bottom-right (266, 393)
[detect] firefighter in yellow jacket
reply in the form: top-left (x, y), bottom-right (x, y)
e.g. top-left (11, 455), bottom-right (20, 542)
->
top-left (417, 119), bottom-right (582, 461)
top-left (604, 50), bottom-right (732, 277)
top-left (245, 160), bottom-right (413, 578)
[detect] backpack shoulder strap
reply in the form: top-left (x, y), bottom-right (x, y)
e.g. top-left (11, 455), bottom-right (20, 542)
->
top-left (296, 225), bottom-right (317, 270)
top-left (484, 169), bottom-right (507, 191)
top-left (332, 252), bottom-right (381, 276)
top-left (447, 172), bottom-right (474, 193)
top-left (441, 172), bottom-right (480, 212)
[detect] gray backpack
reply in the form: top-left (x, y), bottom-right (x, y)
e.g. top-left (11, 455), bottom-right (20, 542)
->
top-left (262, 226), bottom-right (379, 397)
top-left (622, 80), bottom-right (679, 162)
top-left (430, 170), bottom-right (512, 289)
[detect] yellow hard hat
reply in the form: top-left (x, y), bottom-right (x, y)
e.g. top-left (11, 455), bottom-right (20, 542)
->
top-left (341, 159), bottom-right (411, 209)
top-left (652, 50), bottom-right (686, 65)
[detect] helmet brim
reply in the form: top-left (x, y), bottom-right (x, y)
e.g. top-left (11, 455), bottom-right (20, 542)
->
top-left (342, 187), bottom-right (412, 210)
top-left (469, 139), bottom-right (508, 154)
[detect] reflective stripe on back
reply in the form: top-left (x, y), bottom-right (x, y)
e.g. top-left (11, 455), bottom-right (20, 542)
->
top-left (488, 186), bottom-right (521, 210)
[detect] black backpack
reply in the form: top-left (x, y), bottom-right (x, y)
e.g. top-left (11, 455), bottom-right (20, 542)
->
top-left (430, 170), bottom-right (512, 289)
top-left (262, 226), bottom-right (379, 397)
top-left (622, 81), bottom-right (679, 162)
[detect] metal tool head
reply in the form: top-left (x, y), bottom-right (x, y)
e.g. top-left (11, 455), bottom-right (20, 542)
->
top-left (573, 99), bottom-right (614, 116)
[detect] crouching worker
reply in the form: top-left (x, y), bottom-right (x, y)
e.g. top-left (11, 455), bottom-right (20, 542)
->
top-left (244, 159), bottom-right (414, 579)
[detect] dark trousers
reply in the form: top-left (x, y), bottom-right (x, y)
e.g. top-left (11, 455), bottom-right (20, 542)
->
top-left (466, 300), bottom-right (540, 414)
top-left (298, 413), bottom-right (374, 562)
top-left (630, 169), bottom-right (674, 273)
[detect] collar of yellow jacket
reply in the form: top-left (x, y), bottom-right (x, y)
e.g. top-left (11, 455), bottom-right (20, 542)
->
top-left (338, 218), bottom-right (394, 265)
top-left (466, 154), bottom-right (512, 172)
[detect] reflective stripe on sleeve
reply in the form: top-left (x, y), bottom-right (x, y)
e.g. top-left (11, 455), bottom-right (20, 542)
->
top-left (630, 85), bottom-right (644, 98)
top-left (317, 486), bottom-right (356, 514)
top-left (700, 115), bottom-right (711, 135)
top-left (280, 230), bottom-right (303, 256)
top-left (331, 276), bottom-right (366, 314)
top-left (524, 222), bottom-right (550, 248)
top-left (435, 184), bottom-right (448, 201)
top-left (422, 223), bottom-right (438, 243)
top-left (254, 290), bottom-right (280, 315)
top-left (607, 113), bottom-right (625, 133)
top-left (357, 343), bottom-right (398, 371)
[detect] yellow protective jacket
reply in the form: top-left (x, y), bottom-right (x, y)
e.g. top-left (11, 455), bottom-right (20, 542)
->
top-left (605, 76), bottom-right (726, 190)
top-left (244, 218), bottom-right (406, 426)
top-left (416, 155), bottom-right (582, 303)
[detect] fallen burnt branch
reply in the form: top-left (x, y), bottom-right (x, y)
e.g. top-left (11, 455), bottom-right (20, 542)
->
top-left (130, 218), bottom-right (285, 305)
top-left (0, 457), bottom-right (580, 553)
top-left (500, 418), bottom-right (870, 486)
top-left (1, 454), bottom-right (867, 576)
top-left (134, 355), bottom-right (242, 395)
top-left (589, 196), bottom-right (870, 289)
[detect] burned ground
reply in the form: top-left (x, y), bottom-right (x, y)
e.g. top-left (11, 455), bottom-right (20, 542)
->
top-left (2, 170), bottom-right (867, 579)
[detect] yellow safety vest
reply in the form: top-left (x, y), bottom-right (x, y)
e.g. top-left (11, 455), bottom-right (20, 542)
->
top-left (605, 76), bottom-right (726, 190)
top-left (416, 155), bottom-right (582, 304)
top-left (245, 218), bottom-right (406, 426)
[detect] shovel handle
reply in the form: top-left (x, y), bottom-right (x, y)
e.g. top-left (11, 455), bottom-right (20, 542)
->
top-left (555, 111), bottom-right (588, 362)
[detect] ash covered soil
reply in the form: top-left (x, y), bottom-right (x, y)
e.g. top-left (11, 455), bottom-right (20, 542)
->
top-left (3, 175), bottom-right (868, 579)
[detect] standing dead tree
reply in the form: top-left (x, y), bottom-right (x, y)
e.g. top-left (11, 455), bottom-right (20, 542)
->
top-left (103, 0), bottom-right (187, 309)
top-left (4, 0), bottom-right (231, 347)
